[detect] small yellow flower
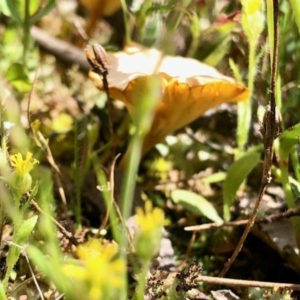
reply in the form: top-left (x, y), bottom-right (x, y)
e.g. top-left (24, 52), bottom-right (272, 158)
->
top-left (135, 201), bottom-right (169, 260)
top-left (245, 0), bottom-right (262, 14)
top-left (146, 157), bottom-right (172, 181)
top-left (30, 119), bottom-right (41, 131)
top-left (51, 113), bottom-right (73, 133)
top-left (62, 239), bottom-right (125, 300)
top-left (10, 152), bottom-right (39, 176)
top-left (136, 201), bottom-right (169, 233)
top-left (9, 152), bottom-right (39, 194)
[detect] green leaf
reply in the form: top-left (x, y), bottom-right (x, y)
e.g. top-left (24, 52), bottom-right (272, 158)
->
top-left (223, 151), bottom-right (260, 221)
top-left (30, 0), bottom-right (56, 25)
top-left (27, 246), bottom-right (74, 296)
top-left (17, 0), bottom-right (40, 19)
top-left (15, 215), bottom-right (38, 244)
top-left (279, 123), bottom-right (300, 158)
top-left (5, 0), bottom-right (23, 24)
top-left (29, 0), bottom-right (40, 16)
top-left (5, 63), bottom-right (32, 93)
top-left (0, 0), bottom-right (11, 16)
top-left (201, 172), bottom-right (227, 184)
top-left (229, 58), bottom-right (243, 84)
top-left (27, 247), bottom-right (59, 279)
top-left (204, 35), bottom-right (231, 67)
top-left (3, 215), bottom-right (38, 290)
top-left (291, 145), bottom-right (300, 181)
top-left (292, 181), bottom-right (300, 198)
top-left (171, 189), bottom-right (223, 223)
top-left (0, 281), bottom-right (6, 300)
top-left (146, 4), bottom-right (174, 14)
top-left (289, 0), bottom-right (300, 35)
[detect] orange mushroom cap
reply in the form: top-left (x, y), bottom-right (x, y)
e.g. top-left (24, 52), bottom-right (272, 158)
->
top-left (80, 0), bottom-right (121, 17)
top-left (88, 43), bottom-right (249, 155)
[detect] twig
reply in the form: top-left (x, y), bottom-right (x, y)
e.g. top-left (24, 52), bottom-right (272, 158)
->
top-left (73, 19), bottom-right (89, 42)
top-left (30, 26), bottom-right (89, 72)
top-left (31, 200), bottom-right (78, 246)
top-left (10, 272), bottom-right (43, 295)
top-left (185, 206), bottom-right (300, 231)
top-left (85, 44), bottom-right (114, 154)
top-left (26, 60), bottom-right (72, 224)
top-left (196, 275), bottom-right (300, 291)
top-left (7, 242), bottom-right (44, 300)
top-left (218, 0), bottom-right (280, 278)
top-left (26, 65), bottom-right (69, 210)
top-left (177, 231), bottom-right (196, 271)
top-left (95, 169), bottom-right (134, 250)
top-left (32, 126), bottom-right (68, 208)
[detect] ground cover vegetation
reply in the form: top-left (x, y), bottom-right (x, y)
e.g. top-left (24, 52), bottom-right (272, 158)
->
top-left (1, 0), bottom-right (300, 299)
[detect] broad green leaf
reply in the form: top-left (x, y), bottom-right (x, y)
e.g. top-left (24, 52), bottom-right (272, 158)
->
top-left (5, 63), bottom-right (32, 93)
top-left (171, 189), bottom-right (223, 223)
top-left (223, 151), bottom-right (260, 221)
top-left (15, 215), bottom-right (38, 244)
top-left (5, 0), bottom-right (23, 24)
top-left (279, 123), bottom-right (300, 158)
top-left (5, 245), bottom-right (21, 288)
top-left (4, 215), bottom-right (38, 289)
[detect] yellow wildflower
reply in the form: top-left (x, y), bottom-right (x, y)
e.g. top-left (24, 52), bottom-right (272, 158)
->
top-left (9, 152), bottom-right (39, 194)
top-left (50, 113), bottom-right (73, 133)
top-left (136, 201), bottom-right (169, 233)
top-left (62, 239), bottom-right (125, 300)
top-left (30, 119), bottom-right (41, 131)
top-left (135, 201), bottom-right (169, 261)
top-left (10, 152), bottom-right (39, 176)
top-left (146, 157), bottom-right (172, 181)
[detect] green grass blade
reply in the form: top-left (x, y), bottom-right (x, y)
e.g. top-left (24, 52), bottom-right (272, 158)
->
top-left (279, 123), bottom-right (300, 157)
top-left (289, 0), bottom-right (300, 34)
top-left (223, 151), bottom-right (260, 221)
top-left (171, 189), bottom-right (223, 223)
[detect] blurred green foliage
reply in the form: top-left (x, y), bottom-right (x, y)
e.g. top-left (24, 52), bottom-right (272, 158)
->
top-left (0, 0), bottom-right (300, 299)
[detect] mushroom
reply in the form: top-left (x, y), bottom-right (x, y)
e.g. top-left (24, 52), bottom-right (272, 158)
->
top-left (86, 43), bottom-right (249, 157)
